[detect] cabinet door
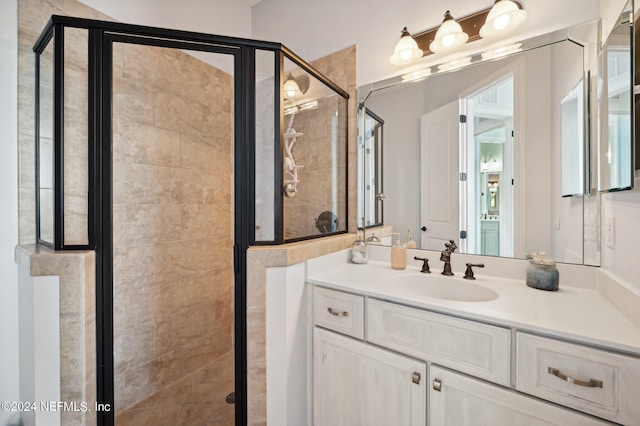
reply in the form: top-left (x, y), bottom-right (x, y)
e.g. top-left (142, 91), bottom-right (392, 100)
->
top-left (429, 366), bottom-right (609, 425)
top-left (313, 327), bottom-right (426, 426)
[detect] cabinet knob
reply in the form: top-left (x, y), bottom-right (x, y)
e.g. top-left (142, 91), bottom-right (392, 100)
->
top-left (412, 372), bottom-right (421, 385)
top-left (432, 378), bottom-right (442, 392)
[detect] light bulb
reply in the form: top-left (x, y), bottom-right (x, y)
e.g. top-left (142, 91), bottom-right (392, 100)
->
top-left (400, 49), bottom-right (412, 60)
top-left (442, 34), bottom-right (456, 47)
top-left (493, 14), bottom-right (510, 30)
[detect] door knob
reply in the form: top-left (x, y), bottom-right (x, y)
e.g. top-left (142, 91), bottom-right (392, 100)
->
top-left (421, 226), bottom-right (428, 232)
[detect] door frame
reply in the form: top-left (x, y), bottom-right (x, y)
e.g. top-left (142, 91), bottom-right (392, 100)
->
top-left (458, 62), bottom-right (521, 257)
top-left (92, 26), bottom-right (261, 426)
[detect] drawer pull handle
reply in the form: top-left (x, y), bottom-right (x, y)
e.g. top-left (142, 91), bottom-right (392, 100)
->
top-left (547, 367), bottom-right (603, 388)
top-left (327, 307), bottom-right (349, 317)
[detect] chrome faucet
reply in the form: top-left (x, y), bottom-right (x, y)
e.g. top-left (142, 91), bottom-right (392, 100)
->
top-left (440, 240), bottom-right (457, 276)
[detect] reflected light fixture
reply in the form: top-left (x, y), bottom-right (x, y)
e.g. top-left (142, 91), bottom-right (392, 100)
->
top-left (481, 42), bottom-right (522, 60)
top-left (480, 0), bottom-right (527, 38)
top-left (429, 11), bottom-right (469, 53)
top-left (283, 73), bottom-right (302, 99)
top-left (437, 56), bottom-right (472, 72)
top-left (401, 68), bottom-right (432, 83)
top-left (389, 27), bottom-right (424, 66)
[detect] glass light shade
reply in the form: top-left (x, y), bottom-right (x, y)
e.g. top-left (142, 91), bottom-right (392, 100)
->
top-left (429, 13), bottom-right (468, 53)
top-left (283, 74), bottom-right (302, 99)
top-left (480, 0), bottom-right (527, 38)
top-left (389, 27), bottom-right (424, 66)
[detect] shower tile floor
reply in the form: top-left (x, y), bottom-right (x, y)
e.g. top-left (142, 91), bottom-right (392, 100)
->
top-left (115, 351), bottom-right (235, 425)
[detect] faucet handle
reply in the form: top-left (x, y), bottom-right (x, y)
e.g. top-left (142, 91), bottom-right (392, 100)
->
top-left (464, 263), bottom-right (485, 280)
top-left (413, 256), bottom-right (431, 273)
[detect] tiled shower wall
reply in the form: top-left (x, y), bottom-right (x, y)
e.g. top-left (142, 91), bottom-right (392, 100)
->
top-left (18, 0), bottom-right (234, 416)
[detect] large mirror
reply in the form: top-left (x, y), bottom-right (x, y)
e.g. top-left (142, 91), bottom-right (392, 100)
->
top-left (599, 2), bottom-right (634, 191)
top-left (358, 24), bottom-right (608, 265)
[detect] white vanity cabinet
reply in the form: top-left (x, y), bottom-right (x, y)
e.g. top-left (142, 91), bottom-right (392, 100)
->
top-left (312, 285), bottom-right (626, 425)
top-left (313, 327), bottom-right (427, 426)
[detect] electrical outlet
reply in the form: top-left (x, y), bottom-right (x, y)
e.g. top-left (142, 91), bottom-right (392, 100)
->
top-left (606, 217), bottom-right (615, 249)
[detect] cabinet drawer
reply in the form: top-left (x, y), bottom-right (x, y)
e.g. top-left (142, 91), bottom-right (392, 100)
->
top-left (430, 366), bottom-right (609, 425)
top-left (516, 333), bottom-right (640, 424)
top-left (313, 286), bottom-right (364, 339)
top-left (367, 299), bottom-right (511, 386)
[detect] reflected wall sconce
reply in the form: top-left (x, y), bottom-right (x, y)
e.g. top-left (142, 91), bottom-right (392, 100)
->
top-left (283, 73), bottom-right (310, 99)
top-left (389, 1), bottom-right (526, 64)
top-left (389, 27), bottom-right (424, 66)
top-left (429, 11), bottom-right (469, 53)
top-left (284, 73), bottom-right (302, 99)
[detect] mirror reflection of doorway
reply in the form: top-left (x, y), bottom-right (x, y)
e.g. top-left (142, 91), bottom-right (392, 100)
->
top-left (462, 75), bottom-right (515, 257)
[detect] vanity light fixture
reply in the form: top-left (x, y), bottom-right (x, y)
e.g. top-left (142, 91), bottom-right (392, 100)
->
top-left (389, 27), bottom-right (424, 65)
top-left (480, 0), bottom-right (527, 38)
top-left (283, 73), bottom-right (302, 99)
top-left (429, 11), bottom-right (469, 53)
top-left (390, 2), bottom-right (527, 65)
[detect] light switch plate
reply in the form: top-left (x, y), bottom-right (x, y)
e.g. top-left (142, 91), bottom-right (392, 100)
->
top-left (606, 216), bottom-right (615, 249)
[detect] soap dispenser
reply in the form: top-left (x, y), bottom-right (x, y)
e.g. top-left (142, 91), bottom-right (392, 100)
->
top-left (391, 232), bottom-right (406, 270)
top-left (405, 229), bottom-right (417, 249)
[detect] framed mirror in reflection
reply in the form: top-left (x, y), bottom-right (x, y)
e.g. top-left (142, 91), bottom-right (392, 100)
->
top-left (358, 25), bottom-right (604, 265)
top-left (358, 107), bottom-right (384, 228)
top-left (599, 3), bottom-right (634, 191)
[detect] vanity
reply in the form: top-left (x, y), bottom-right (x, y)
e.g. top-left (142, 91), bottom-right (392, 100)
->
top-left (307, 247), bottom-right (640, 426)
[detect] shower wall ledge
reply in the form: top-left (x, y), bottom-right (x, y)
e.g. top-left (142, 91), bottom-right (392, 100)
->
top-left (246, 232), bottom-right (356, 425)
top-left (15, 245), bottom-right (96, 426)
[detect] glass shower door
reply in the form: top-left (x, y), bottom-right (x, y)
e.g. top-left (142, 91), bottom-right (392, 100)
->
top-left (109, 38), bottom-right (236, 425)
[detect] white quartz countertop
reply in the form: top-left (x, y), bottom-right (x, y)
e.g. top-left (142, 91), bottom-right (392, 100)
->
top-left (307, 260), bottom-right (640, 355)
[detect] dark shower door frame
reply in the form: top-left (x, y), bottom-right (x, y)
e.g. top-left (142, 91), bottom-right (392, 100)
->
top-left (98, 32), bottom-right (250, 426)
top-left (32, 17), bottom-right (274, 424)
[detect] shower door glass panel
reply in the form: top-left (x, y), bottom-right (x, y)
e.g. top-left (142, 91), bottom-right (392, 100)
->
top-left (282, 57), bottom-right (348, 241)
top-left (111, 41), bottom-right (235, 425)
top-left (37, 38), bottom-right (54, 244)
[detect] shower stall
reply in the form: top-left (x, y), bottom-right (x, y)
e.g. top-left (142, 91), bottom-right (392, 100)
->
top-left (33, 15), bottom-right (348, 425)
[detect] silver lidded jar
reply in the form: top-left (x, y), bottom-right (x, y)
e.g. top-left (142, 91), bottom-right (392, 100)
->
top-left (351, 238), bottom-right (368, 264)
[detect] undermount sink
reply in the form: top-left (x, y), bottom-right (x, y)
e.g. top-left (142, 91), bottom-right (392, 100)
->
top-left (390, 274), bottom-right (499, 302)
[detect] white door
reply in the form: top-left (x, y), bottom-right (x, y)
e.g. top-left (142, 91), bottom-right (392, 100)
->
top-left (420, 101), bottom-right (460, 250)
top-left (429, 366), bottom-right (609, 425)
top-left (313, 327), bottom-right (426, 426)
